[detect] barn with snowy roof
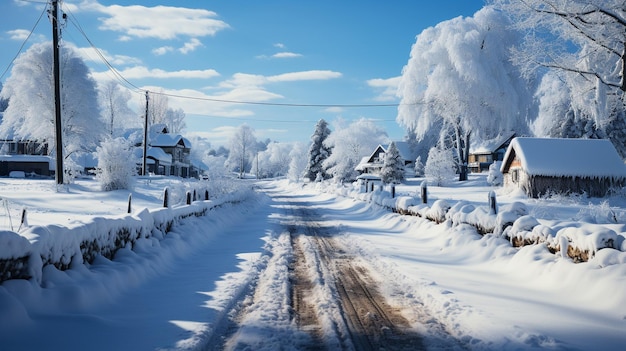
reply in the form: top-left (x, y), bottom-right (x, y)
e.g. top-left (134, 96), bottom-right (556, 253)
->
top-left (501, 137), bottom-right (626, 198)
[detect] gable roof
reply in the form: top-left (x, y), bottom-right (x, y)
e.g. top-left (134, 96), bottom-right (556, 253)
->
top-left (470, 132), bottom-right (516, 154)
top-left (501, 137), bottom-right (626, 178)
top-left (150, 134), bottom-right (191, 148)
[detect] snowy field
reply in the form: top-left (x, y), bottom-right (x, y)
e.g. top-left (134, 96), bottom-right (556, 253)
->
top-left (0, 175), bottom-right (625, 350)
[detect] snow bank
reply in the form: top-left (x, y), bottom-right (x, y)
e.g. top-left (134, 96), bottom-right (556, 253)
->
top-left (0, 186), bottom-right (254, 285)
top-left (317, 180), bottom-right (625, 264)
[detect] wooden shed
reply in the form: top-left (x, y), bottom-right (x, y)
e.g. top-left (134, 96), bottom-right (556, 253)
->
top-left (501, 137), bottom-right (626, 198)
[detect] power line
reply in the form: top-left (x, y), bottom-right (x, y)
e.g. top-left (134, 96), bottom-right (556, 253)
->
top-left (46, 3), bottom-right (423, 110)
top-left (63, 7), bottom-right (142, 93)
top-left (150, 90), bottom-right (419, 108)
top-left (0, 4), bottom-right (48, 81)
top-left (182, 110), bottom-right (398, 123)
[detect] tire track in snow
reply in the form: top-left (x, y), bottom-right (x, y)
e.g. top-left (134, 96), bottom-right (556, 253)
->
top-left (288, 204), bottom-right (424, 350)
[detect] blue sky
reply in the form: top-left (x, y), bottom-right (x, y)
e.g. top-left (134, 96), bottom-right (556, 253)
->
top-left (0, 0), bottom-right (485, 147)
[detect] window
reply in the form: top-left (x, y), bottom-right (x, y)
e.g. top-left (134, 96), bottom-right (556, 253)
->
top-left (512, 169), bottom-right (519, 183)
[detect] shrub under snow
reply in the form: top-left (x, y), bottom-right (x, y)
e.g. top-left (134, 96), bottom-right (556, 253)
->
top-left (95, 137), bottom-right (137, 191)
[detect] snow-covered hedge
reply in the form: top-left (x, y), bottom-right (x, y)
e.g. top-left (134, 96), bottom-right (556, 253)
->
top-left (0, 187), bottom-right (253, 285)
top-left (317, 181), bottom-right (624, 263)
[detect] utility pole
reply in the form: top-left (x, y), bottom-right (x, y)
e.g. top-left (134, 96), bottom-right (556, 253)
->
top-left (142, 91), bottom-right (149, 176)
top-left (51, 0), bottom-right (64, 185)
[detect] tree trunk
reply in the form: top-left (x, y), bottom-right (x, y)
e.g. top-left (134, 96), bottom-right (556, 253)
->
top-left (455, 127), bottom-right (470, 181)
top-left (620, 40), bottom-right (626, 92)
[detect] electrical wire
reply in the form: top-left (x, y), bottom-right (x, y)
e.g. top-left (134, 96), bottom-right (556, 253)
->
top-left (63, 8), bottom-right (143, 93)
top-left (33, 3), bottom-right (424, 110)
top-left (0, 3), bottom-right (48, 81)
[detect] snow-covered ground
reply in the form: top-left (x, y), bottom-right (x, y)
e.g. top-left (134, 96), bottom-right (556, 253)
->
top-left (1, 175), bottom-right (625, 350)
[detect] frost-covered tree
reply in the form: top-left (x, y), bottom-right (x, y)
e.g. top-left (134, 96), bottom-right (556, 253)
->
top-left (225, 124), bottom-right (257, 178)
top-left (487, 161), bottom-right (503, 186)
top-left (165, 107), bottom-right (186, 134)
top-left (414, 155), bottom-right (425, 177)
top-left (288, 141), bottom-right (308, 182)
top-left (254, 141), bottom-right (292, 178)
top-left (425, 145), bottom-right (456, 186)
top-left (147, 92), bottom-right (186, 133)
top-left (0, 83), bottom-right (7, 112)
top-left (99, 80), bottom-right (137, 136)
top-left (0, 42), bottom-right (104, 160)
top-left (531, 70), bottom-right (626, 157)
top-left (304, 119), bottom-right (332, 181)
top-left (397, 7), bottom-right (534, 181)
top-left (323, 118), bottom-right (387, 182)
top-left (493, 0), bottom-right (626, 157)
top-left (95, 137), bottom-right (137, 191)
top-left (380, 142), bottom-right (405, 184)
top-left (204, 154), bottom-right (228, 179)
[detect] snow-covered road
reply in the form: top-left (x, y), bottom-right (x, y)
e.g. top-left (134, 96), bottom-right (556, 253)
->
top-left (2, 179), bottom-right (625, 350)
top-left (222, 189), bottom-right (436, 350)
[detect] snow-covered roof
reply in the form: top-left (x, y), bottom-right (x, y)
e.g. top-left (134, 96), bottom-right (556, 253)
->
top-left (502, 137), bottom-right (626, 178)
top-left (355, 156), bottom-right (370, 171)
top-left (146, 147), bottom-right (172, 164)
top-left (150, 134), bottom-right (191, 148)
top-left (0, 154), bottom-right (52, 163)
top-left (470, 132), bottom-right (516, 154)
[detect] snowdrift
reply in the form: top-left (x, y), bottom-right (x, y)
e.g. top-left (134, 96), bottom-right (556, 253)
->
top-left (0, 187), bottom-right (253, 285)
top-left (319, 182), bottom-right (626, 263)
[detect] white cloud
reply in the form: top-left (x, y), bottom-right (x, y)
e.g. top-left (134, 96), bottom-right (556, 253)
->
top-left (139, 86), bottom-right (259, 119)
top-left (74, 46), bottom-right (142, 66)
top-left (268, 70), bottom-right (342, 82)
top-left (7, 29), bottom-right (30, 40)
top-left (6, 29), bottom-right (45, 41)
top-left (152, 46), bottom-right (174, 56)
top-left (272, 52), bottom-right (302, 59)
top-left (179, 38), bottom-right (203, 54)
top-left (72, 1), bottom-right (229, 40)
top-left (367, 76), bottom-right (401, 101)
top-left (273, 43), bottom-right (286, 49)
top-left (91, 66), bottom-right (220, 81)
top-left (324, 107), bottom-right (344, 113)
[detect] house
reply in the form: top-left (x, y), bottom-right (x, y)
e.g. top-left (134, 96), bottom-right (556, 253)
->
top-left (146, 125), bottom-right (192, 178)
top-left (355, 141), bottom-right (415, 177)
top-left (0, 112), bottom-right (52, 177)
top-left (468, 132), bottom-right (515, 173)
top-left (500, 137), bottom-right (626, 198)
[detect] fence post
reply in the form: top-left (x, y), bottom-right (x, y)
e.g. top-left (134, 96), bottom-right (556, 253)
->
top-left (205, 189), bottom-right (209, 200)
top-left (20, 208), bottom-right (28, 228)
top-left (391, 184), bottom-right (395, 198)
top-left (127, 194), bottom-right (132, 214)
top-left (163, 187), bottom-right (169, 208)
top-left (488, 190), bottom-right (497, 214)
top-left (193, 189), bottom-right (197, 201)
top-left (420, 181), bottom-right (428, 204)
top-left (186, 191), bottom-right (192, 205)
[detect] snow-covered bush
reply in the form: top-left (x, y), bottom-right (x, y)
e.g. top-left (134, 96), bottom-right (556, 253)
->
top-left (575, 200), bottom-right (622, 224)
top-left (95, 137), bottom-right (137, 191)
top-left (495, 201), bottom-right (528, 236)
top-left (506, 215), bottom-right (541, 246)
top-left (414, 155), bottom-right (424, 177)
top-left (425, 199), bottom-right (450, 223)
top-left (425, 146), bottom-right (456, 186)
top-left (553, 226), bottom-right (619, 262)
top-left (487, 161), bottom-right (503, 186)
